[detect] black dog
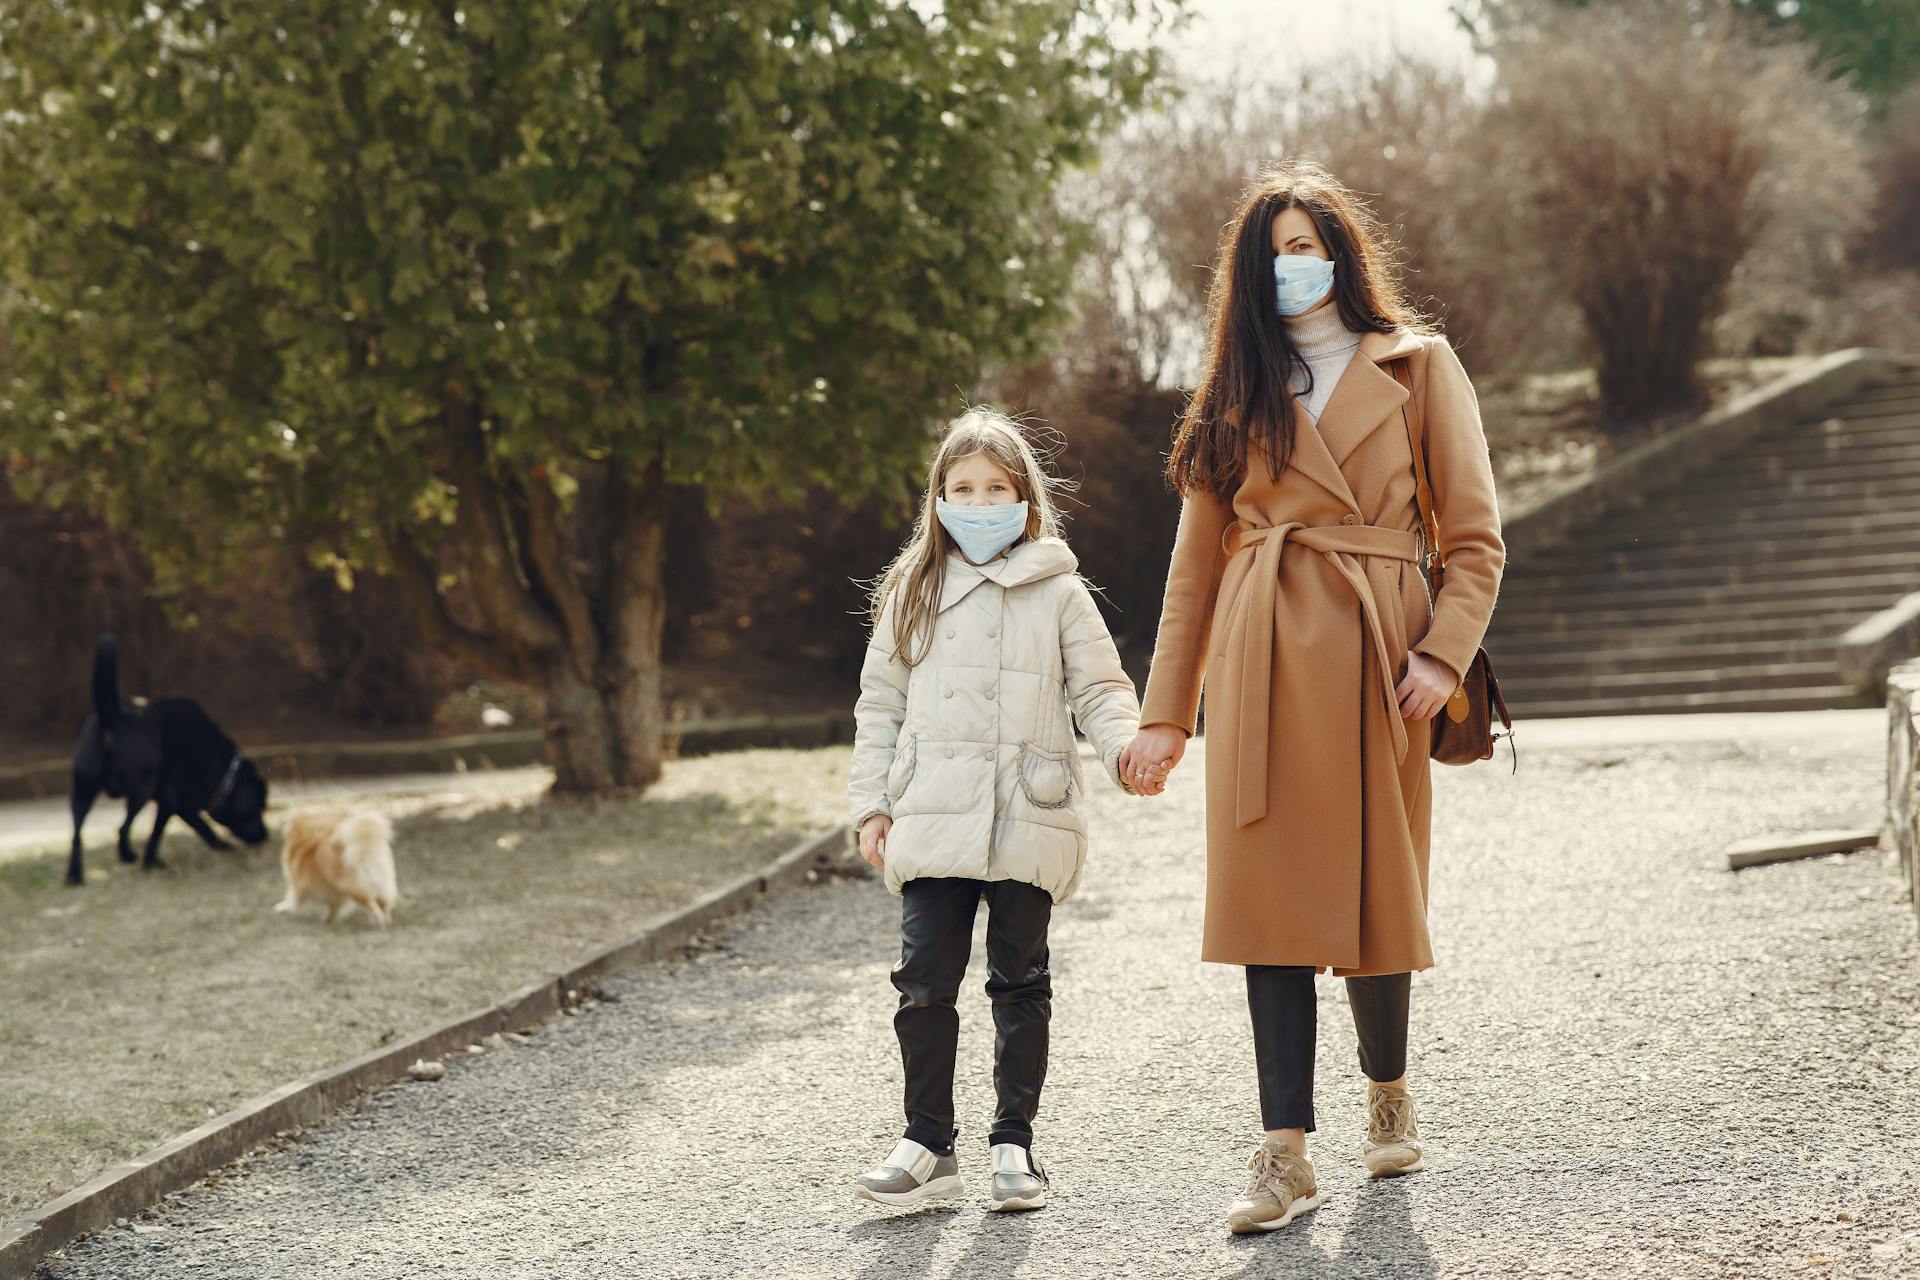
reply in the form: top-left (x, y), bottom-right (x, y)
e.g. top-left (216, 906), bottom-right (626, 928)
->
top-left (67, 635), bottom-right (270, 885)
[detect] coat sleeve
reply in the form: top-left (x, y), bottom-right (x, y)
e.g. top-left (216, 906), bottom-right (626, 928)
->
top-left (1136, 485), bottom-right (1234, 737)
top-left (1059, 575), bottom-right (1143, 795)
top-left (1411, 335), bottom-right (1506, 683)
top-left (847, 601), bottom-right (910, 833)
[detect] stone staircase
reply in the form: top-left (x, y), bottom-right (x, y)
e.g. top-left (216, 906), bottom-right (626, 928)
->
top-left (1486, 368), bottom-right (1920, 717)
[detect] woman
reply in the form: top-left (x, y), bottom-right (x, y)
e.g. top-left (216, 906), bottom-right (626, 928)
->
top-left (1118, 160), bottom-right (1503, 1235)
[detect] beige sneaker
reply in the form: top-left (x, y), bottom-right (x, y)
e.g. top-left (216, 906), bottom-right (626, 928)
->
top-left (1363, 1083), bottom-right (1424, 1177)
top-left (1226, 1139), bottom-right (1329, 1234)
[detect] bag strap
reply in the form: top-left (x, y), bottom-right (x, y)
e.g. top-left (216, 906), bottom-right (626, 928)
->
top-left (1389, 357), bottom-right (1444, 593)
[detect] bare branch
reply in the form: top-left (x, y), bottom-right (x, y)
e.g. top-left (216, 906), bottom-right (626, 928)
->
top-left (443, 392), bottom-right (565, 660)
top-left (520, 467), bottom-right (602, 678)
top-left (381, 527), bottom-right (521, 680)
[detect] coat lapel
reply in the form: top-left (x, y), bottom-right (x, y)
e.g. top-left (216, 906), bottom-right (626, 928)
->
top-left (1314, 329), bottom-right (1423, 470)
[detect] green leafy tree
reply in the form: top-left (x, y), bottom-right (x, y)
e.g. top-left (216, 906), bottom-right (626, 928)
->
top-left (1741, 0), bottom-right (1920, 107)
top-left (0, 0), bottom-right (1176, 791)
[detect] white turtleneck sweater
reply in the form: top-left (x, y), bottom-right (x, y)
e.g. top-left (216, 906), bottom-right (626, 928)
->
top-left (1284, 301), bottom-right (1363, 424)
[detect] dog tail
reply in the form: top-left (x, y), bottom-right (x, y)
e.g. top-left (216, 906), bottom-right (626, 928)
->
top-left (93, 634), bottom-right (120, 730)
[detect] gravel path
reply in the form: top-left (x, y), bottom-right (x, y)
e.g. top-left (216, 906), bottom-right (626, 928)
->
top-left (39, 711), bottom-right (1920, 1279)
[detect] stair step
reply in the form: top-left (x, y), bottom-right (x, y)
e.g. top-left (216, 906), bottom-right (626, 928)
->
top-left (1852, 376), bottom-right (1920, 398)
top-left (1502, 549), bottom-right (1920, 595)
top-left (1508, 554), bottom-right (1920, 582)
top-left (1823, 392), bottom-right (1920, 414)
top-left (1560, 511), bottom-right (1920, 546)
top-left (1516, 547), bottom-right (1920, 585)
top-left (1492, 571), bottom-right (1920, 616)
top-left (1489, 638), bottom-right (1842, 674)
top-left (1674, 472), bottom-right (1920, 501)
top-left (1488, 612), bottom-right (1858, 651)
top-left (1822, 401), bottom-right (1920, 423)
top-left (1732, 448), bottom-right (1920, 474)
top-left (1517, 524), bottom-right (1920, 569)
top-left (1502, 661), bottom-right (1844, 700)
top-left (1589, 494), bottom-right (1920, 532)
top-left (1764, 415), bottom-right (1920, 438)
top-left (1754, 422), bottom-right (1920, 447)
top-left (1490, 598), bottom-right (1898, 633)
top-left (1504, 685), bottom-right (1877, 718)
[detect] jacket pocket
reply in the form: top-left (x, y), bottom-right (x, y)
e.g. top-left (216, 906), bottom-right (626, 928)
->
top-left (886, 731), bottom-right (918, 807)
top-left (1014, 740), bottom-right (1075, 810)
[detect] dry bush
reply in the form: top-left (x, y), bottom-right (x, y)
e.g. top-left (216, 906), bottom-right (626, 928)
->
top-left (1096, 56), bottom-right (1514, 380)
top-left (980, 52), bottom-right (1512, 647)
top-left (1866, 83), bottom-right (1920, 272)
top-left (1486, 1), bottom-right (1869, 422)
top-left (1829, 84), bottom-right (1920, 358)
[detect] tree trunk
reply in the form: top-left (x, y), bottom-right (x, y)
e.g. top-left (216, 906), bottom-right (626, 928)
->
top-left (603, 461), bottom-right (669, 791)
top-left (386, 403), bottom-right (671, 795)
top-left (540, 658), bottom-right (625, 792)
top-left (541, 460), bottom-right (669, 794)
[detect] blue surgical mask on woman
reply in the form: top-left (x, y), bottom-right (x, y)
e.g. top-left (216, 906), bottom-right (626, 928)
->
top-left (936, 498), bottom-right (1029, 565)
top-left (1274, 253), bottom-right (1336, 316)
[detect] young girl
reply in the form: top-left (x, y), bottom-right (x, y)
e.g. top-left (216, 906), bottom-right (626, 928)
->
top-left (846, 408), bottom-right (1161, 1212)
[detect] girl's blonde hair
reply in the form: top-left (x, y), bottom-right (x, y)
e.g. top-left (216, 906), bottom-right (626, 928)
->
top-left (865, 407), bottom-right (1069, 668)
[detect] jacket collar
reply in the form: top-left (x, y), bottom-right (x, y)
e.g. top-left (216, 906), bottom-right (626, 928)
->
top-left (938, 535), bottom-right (1078, 612)
top-left (1287, 328), bottom-right (1423, 512)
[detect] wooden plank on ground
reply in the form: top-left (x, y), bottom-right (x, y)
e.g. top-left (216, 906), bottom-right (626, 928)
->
top-left (1725, 827), bottom-right (1881, 871)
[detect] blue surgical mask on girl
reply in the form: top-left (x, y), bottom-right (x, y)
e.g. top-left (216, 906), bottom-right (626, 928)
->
top-left (1274, 253), bottom-right (1336, 316)
top-left (936, 498), bottom-right (1029, 565)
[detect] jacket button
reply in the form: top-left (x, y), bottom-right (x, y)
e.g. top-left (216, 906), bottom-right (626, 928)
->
top-left (986, 628), bottom-right (997, 638)
top-left (944, 748), bottom-right (954, 758)
top-left (1341, 512), bottom-right (1360, 525)
top-left (986, 690), bottom-right (996, 700)
top-left (946, 628), bottom-right (955, 638)
top-left (982, 747), bottom-right (994, 759)
top-left (943, 689), bottom-right (953, 698)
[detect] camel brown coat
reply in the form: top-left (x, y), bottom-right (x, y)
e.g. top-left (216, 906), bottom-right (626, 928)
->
top-left (1137, 329), bottom-right (1504, 975)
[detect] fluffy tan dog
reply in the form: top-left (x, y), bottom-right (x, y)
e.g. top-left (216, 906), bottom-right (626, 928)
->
top-left (275, 810), bottom-right (399, 925)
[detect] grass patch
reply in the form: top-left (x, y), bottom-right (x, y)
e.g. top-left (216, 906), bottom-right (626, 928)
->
top-left (0, 744), bottom-right (856, 1219)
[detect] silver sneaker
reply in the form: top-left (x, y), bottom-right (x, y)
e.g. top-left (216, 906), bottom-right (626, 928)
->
top-left (1362, 1083), bottom-right (1425, 1177)
top-left (986, 1143), bottom-right (1048, 1212)
top-left (853, 1138), bottom-right (963, 1206)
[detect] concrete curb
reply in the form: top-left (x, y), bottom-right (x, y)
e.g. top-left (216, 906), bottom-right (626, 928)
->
top-left (0, 712), bottom-right (856, 802)
top-left (1500, 348), bottom-right (1920, 557)
top-left (0, 823), bottom-right (852, 1279)
top-left (1724, 827), bottom-right (1881, 872)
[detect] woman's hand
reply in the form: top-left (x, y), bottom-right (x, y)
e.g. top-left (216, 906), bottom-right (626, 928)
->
top-left (858, 814), bottom-right (892, 869)
top-left (1396, 652), bottom-right (1458, 721)
top-left (1120, 724), bottom-right (1188, 796)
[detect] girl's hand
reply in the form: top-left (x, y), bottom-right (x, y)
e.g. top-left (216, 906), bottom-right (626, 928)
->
top-left (1121, 725), bottom-right (1187, 796)
top-left (858, 814), bottom-right (891, 869)
top-left (1396, 652), bottom-right (1458, 721)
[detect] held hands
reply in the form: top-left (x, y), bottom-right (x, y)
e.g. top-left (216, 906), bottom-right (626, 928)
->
top-left (1397, 652), bottom-right (1458, 721)
top-left (858, 814), bottom-right (891, 869)
top-left (1119, 724), bottom-right (1188, 796)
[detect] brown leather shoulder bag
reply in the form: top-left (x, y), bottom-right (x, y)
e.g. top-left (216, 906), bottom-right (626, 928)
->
top-left (1390, 357), bottom-right (1516, 770)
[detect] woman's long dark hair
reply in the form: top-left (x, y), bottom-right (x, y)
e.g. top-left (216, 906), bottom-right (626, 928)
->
top-left (1166, 159), bottom-right (1431, 503)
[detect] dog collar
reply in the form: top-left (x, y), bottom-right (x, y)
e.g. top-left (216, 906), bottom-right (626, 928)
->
top-left (209, 753), bottom-right (243, 809)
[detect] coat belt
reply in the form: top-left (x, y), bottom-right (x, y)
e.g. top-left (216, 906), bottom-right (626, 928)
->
top-left (1217, 518), bottom-right (1422, 828)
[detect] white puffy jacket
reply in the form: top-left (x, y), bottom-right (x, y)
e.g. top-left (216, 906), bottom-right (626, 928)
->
top-left (847, 536), bottom-right (1142, 904)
